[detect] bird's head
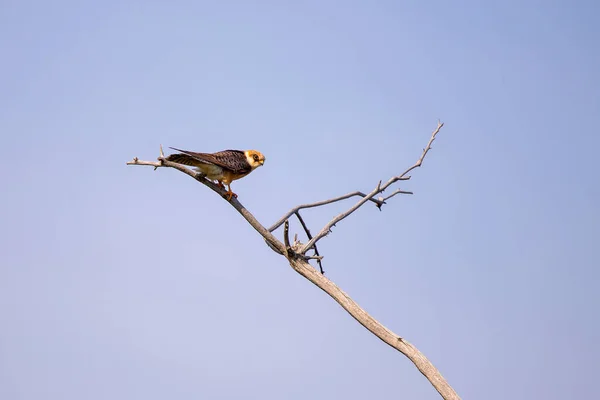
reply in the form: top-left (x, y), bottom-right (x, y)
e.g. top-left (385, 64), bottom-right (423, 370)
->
top-left (245, 150), bottom-right (266, 169)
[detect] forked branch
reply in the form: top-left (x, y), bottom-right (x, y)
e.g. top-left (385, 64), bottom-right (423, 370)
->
top-left (269, 191), bottom-right (387, 232)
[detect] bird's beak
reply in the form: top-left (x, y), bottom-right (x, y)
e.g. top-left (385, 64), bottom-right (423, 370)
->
top-left (260, 160), bottom-right (265, 166)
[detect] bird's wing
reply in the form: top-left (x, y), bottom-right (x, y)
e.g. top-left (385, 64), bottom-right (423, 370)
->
top-left (165, 152), bottom-right (209, 167)
top-left (168, 148), bottom-right (251, 174)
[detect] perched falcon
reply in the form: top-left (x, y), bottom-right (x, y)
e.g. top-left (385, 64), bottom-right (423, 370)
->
top-left (166, 147), bottom-right (266, 200)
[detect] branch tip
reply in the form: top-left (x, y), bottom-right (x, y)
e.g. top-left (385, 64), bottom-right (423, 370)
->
top-left (296, 120), bottom-right (444, 253)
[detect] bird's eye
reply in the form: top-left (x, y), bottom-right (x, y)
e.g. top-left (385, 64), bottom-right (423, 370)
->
top-left (253, 155), bottom-right (259, 161)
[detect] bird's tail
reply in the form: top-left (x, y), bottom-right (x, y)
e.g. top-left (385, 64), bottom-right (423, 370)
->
top-left (165, 153), bottom-right (202, 166)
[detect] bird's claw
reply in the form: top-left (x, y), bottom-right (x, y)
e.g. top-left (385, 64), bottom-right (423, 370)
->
top-left (224, 191), bottom-right (238, 201)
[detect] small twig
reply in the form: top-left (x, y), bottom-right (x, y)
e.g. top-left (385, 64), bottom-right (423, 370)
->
top-left (381, 189), bottom-right (413, 202)
top-left (304, 255), bottom-right (324, 261)
top-left (127, 158), bottom-right (160, 167)
top-left (376, 120), bottom-right (443, 193)
top-left (374, 189), bottom-right (413, 210)
top-left (283, 220), bottom-right (292, 258)
top-left (396, 120), bottom-right (443, 179)
top-left (295, 211), bottom-right (324, 274)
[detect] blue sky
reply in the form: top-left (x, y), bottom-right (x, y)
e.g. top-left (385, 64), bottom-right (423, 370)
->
top-left (1, 0), bottom-right (598, 398)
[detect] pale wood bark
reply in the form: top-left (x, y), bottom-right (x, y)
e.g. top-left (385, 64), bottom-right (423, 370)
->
top-left (286, 255), bottom-right (460, 400)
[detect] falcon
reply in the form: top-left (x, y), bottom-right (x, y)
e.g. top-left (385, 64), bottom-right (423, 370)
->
top-left (166, 147), bottom-right (266, 200)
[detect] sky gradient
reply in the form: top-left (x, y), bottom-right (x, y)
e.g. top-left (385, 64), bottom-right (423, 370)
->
top-left (1, 1), bottom-right (599, 399)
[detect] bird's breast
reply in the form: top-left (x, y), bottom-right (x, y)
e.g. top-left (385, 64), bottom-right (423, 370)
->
top-left (221, 170), bottom-right (251, 184)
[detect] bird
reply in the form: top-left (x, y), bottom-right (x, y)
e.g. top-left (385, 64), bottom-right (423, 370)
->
top-left (166, 147), bottom-right (266, 200)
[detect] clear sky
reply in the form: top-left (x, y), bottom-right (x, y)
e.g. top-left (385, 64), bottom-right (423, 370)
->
top-left (1, 0), bottom-right (598, 399)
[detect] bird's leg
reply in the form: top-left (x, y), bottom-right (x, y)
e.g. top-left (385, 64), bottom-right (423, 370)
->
top-left (216, 180), bottom-right (226, 189)
top-left (224, 184), bottom-right (238, 201)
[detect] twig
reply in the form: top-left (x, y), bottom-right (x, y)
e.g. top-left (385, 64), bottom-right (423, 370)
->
top-left (295, 211), bottom-right (324, 274)
top-left (304, 255), bottom-right (324, 261)
top-left (396, 120), bottom-right (443, 180)
top-left (283, 220), bottom-right (293, 258)
top-left (380, 189), bottom-right (413, 204)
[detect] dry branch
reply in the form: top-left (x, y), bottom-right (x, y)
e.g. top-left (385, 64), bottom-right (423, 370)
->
top-left (126, 121), bottom-right (459, 400)
top-left (287, 256), bottom-right (458, 400)
top-left (269, 191), bottom-right (387, 232)
top-left (294, 121), bottom-right (444, 254)
top-left (294, 211), bottom-right (324, 274)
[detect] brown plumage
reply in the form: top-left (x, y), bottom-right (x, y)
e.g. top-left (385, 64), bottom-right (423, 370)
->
top-left (166, 147), bottom-right (266, 200)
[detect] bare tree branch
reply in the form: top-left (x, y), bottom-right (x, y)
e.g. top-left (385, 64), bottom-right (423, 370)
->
top-left (269, 191), bottom-right (388, 232)
top-left (126, 121), bottom-right (460, 400)
top-left (283, 219), bottom-right (292, 258)
top-left (300, 181), bottom-right (384, 254)
top-left (287, 256), bottom-right (459, 400)
top-left (299, 121), bottom-right (444, 254)
top-left (294, 211), bottom-right (324, 274)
